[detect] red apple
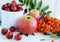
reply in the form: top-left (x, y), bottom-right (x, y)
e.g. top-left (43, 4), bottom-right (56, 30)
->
top-left (17, 15), bottom-right (37, 34)
top-left (29, 9), bottom-right (41, 20)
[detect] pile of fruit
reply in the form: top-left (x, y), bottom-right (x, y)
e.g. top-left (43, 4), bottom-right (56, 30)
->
top-left (2, 0), bottom-right (23, 12)
top-left (37, 14), bottom-right (60, 35)
top-left (1, 26), bottom-right (22, 40)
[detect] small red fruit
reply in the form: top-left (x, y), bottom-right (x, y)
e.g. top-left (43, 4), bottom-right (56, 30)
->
top-left (6, 3), bottom-right (11, 7)
top-left (1, 28), bottom-right (8, 35)
top-left (16, 4), bottom-right (22, 8)
top-left (2, 5), bottom-right (7, 10)
top-left (15, 34), bottom-right (22, 40)
top-left (4, 5), bottom-right (7, 8)
top-left (11, 1), bottom-right (16, 6)
top-left (17, 7), bottom-right (22, 11)
top-left (10, 26), bottom-right (15, 32)
top-left (11, 6), bottom-right (17, 11)
top-left (6, 31), bottom-right (13, 39)
top-left (5, 7), bottom-right (10, 11)
top-left (2, 5), bottom-right (5, 10)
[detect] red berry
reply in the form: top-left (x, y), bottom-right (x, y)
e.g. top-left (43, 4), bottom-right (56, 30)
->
top-left (4, 5), bottom-right (7, 7)
top-left (5, 7), bottom-right (10, 11)
top-left (1, 28), bottom-right (8, 35)
top-left (11, 6), bottom-right (17, 11)
top-left (16, 4), bottom-right (22, 8)
top-left (6, 3), bottom-right (11, 7)
top-left (2, 5), bottom-right (7, 10)
top-left (51, 40), bottom-right (54, 42)
top-left (10, 26), bottom-right (15, 32)
top-left (11, 1), bottom-right (16, 6)
top-left (15, 34), bottom-right (22, 40)
top-left (17, 8), bottom-right (22, 11)
top-left (6, 31), bottom-right (13, 39)
top-left (2, 5), bottom-right (5, 10)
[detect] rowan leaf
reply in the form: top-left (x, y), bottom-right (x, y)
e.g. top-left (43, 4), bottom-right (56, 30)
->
top-left (19, 0), bottom-right (23, 3)
top-left (26, 0), bottom-right (29, 5)
top-left (41, 6), bottom-right (49, 12)
top-left (24, 0), bottom-right (26, 4)
top-left (47, 11), bottom-right (52, 14)
top-left (29, 0), bottom-right (34, 9)
top-left (41, 12), bottom-right (46, 18)
top-left (33, 0), bottom-right (37, 9)
top-left (37, 0), bottom-right (42, 10)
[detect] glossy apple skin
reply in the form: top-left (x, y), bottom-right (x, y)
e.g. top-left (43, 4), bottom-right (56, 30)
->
top-left (5, 7), bottom-right (10, 11)
top-left (10, 26), bottom-right (16, 32)
top-left (15, 34), bottom-right (22, 40)
top-left (6, 31), bottom-right (13, 39)
top-left (29, 9), bottom-right (41, 20)
top-left (11, 6), bottom-right (17, 11)
top-left (17, 16), bottom-right (37, 34)
top-left (1, 28), bottom-right (8, 35)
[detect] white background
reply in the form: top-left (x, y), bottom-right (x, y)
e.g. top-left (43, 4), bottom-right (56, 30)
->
top-left (0, 0), bottom-right (60, 42)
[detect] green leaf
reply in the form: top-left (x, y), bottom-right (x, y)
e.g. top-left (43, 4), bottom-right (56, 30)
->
top-left (47, 11), bottom-right (52, 14)
top-left (29, 7), bottom-right (31, 10)
top-left (50, 35), bottom-right (58, 38)
top-left (37, 0), bottom-right (42, 10)
top-left (24, 0), bottom-right (26, 4)
top-left (29, 0), bottom-right (32, 6)
top-left (32, 3), bottom-right (35, 9)
top-left (29, 0), bottom-right (34, 9)
top-left (33, 0), bottom-right (37, 9)
top-left (0, 21), bottom-right (1, 25)
top-left (26, 0), bottom-right (29, 6)
top-left (47, 31), bottom-right (54, 35)
top-left (41, 6), bottom-right (49, 12)
top-left (39, 9), bottom-right (41, 14)
top-left (57, 31), bottom-right (60, 37)
top-left (40, 39), bottom-right (45, 41)
top-left (19, 0), bottom-right (23, 3)
top-left (41, 12), bottom-right (46, 18)
top-left (47, 31), bottom-right (59, 38)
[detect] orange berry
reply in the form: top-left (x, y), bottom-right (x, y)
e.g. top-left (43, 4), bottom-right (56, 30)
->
top-left (51, 40), bottom-right (55, 42)
top-left (40, 28), bottom-right (44, 32)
